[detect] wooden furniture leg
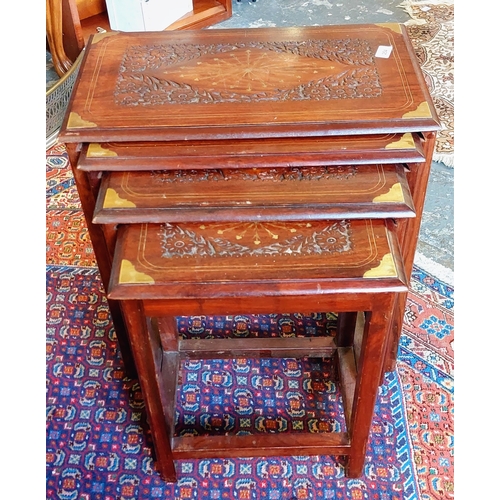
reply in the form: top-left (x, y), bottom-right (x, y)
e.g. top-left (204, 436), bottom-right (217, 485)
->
top-left (345, 303), bottom-right (393, 477)
top-left (336, 312), bottom-right (357, 347)
top-left (56, 23), bottom-right (437, 484)
top-left (118, 297), bottom-right (395, 480)
top-left (46, 0), bottom-right (85, 77)
top-left (65, 144), bottom-right (137, 378)
top-left (121, 301), bottom-right (178, 482)
top-left (107, 215), bottom-right (405, 480)
top-left (166, 0), bottom-right (233, 30)
top-left (383, 132), bottom-right (438, 373)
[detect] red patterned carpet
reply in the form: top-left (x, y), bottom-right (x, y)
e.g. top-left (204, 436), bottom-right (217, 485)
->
top-left (46, 143), bottom-right (454, 499)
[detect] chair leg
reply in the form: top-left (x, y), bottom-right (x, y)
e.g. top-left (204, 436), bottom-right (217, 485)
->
top-left (344, 300), bottom-right (394, 478)
top-left (120, 300), bottom-right (178, 482)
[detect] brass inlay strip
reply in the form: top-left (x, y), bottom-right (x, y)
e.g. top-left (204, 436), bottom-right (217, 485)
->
top-left (67, 112), bottom-right (98, 129)
top-left (104, 188), bottom-right (136, 209)
top-left (88, 143), bottom-right (118, 157)
top-left (375, 23), bottom-right (402, 34)
top-left (119, 259), bottom-right (155, 284)
top-left (402, 101), bottom-right (432, 119)
top-left (91, 32), bottom-right (119, 44)
top-left (372, 183), bottom-right (404, 203)
top-left (363, 253), bottom-right (397, 278)
top-left (385, 132), bottom-right (415, 150)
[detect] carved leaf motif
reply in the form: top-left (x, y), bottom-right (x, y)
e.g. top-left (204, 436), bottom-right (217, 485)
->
top-left (159, 221), bottom-right (352, 259)
top-left (115, 38), bottom-right (382, 106)
top-left (160, 224), bottom-right (216, 258)
top-left (149, 166), bottom-right (358, 184)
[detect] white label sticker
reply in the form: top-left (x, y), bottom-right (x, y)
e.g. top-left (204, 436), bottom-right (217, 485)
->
top-left (375, 45), bottom-right (393, 58)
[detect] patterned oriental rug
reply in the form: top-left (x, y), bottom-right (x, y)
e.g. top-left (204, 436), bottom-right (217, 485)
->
top-left (402, 0), bottom-right (455, 168)
top-left (46, 144), bottom-right (454, 499)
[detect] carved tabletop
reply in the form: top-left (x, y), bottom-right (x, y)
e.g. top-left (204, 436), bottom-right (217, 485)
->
top-left (60, 24), bottom-right (439, 142)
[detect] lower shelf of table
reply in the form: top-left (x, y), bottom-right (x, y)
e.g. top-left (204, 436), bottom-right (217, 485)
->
top-left (171, 431), bottom-right (351, 459)
top-left (153, 343), bottom-right (357, 461)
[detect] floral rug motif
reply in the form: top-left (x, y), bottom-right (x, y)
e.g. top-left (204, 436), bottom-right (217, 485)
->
top-left (46, 145), bottom-right (454, 499)
top-left (402, 0), bottom-right (455, 168)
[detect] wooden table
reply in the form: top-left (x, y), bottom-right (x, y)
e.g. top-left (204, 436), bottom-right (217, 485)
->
top-left (60, 24), bottom-right (439, 375)
top-left (59, 23), bottom-right (439, 479)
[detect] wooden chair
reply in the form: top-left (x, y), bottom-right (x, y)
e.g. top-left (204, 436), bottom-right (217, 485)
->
top-left (46, 0), bottom-right (232, 78)
top-left (107, 219), bottom-right (407, 481)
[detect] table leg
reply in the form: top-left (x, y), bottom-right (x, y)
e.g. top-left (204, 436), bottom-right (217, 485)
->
top-left (345, 297), bottom-right (394, 477)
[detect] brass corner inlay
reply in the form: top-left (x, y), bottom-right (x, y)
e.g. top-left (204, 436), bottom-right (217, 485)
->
top-left (402, 101), bottom-right (432, 119)
top-left (385, 132), bottom-right (415, 150)
top-left (68, 112), bottom-right (98, 129)
top-left (372, 183), bottom-right (404, 203)
top-left (119, 259), bottom-right (155, 284)
top-left (375, 23), bottom-right (402, 34)
top-left (88, 143), bottom-right (118, 157)
top-left (104, 189), bottom-right (136, 209)
top-left (91, 31), bottom-right (118, 44)
top-left (363, 253), bottom-right (398, 278)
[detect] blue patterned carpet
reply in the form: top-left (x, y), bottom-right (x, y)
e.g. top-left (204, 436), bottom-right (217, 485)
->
top-left (46, 144), bottom-right (454, 499)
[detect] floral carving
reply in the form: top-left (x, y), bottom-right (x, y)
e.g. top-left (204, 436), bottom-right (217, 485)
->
top-left (159, 221), bottom-right (352, 259)
top-left (115, 39), bottom-right (381, 106)
top-left (160, 226), bottom-right (200, 257)
top-left (149, 166), bottom-right (358, 184)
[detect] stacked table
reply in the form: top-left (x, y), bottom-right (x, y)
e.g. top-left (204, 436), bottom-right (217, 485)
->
top-left (60, 24), bottom-right (439, 481)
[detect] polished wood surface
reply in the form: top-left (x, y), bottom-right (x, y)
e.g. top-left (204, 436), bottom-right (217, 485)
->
top-left (111, 228), bottom-right (400, 480)
top-left (60, 24), bottom-right (439, 375)
top-left (78, 133), bottom-right (425, 171)
top-left (60, 24), bottom-right (439, 142)
top-left (60, 23), bottom-right (439, 481)
top-left (93, 164), bottom-right (415, 223)
top-left (46, 0), bottom-right (81, 77)
top-left (108, 219), bottom-right (407, 301)
top-left (166, 0), bottom-right (232, 31)
top-left (111, 275), bottom-right (399, 480)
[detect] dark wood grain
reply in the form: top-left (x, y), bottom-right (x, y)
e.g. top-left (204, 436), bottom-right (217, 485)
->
top-left (93, 164), bottom-right (416, 223)
top-left (60, 24), bottom-right (440, 142)
top-left (114, 290), bottom-right (398, 478)
top-left (65, 143), bottom-right (137, 378)
top-left (346, 305), bottom-right (393, 477)
top-left (77, 133), bottom-right (425, 171)
top-left (105, 219), bottom-right (404, 478)
top-left (383, 131), bottom-right (437, 373)
top-left (108, 219), bottom-right (407, 301)
top-left (171, 432), bottom-right (351, 459)
top-left (59, 23), bottom-right (438, 481)
top-left (177, 336), bottom-right (336, 360)
top-left (120, 300), bottom-right (177, 482)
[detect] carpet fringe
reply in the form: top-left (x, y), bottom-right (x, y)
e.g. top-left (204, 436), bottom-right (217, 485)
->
top-left (414, 251), bottom-right (454, 286)
top-left (434, 152), bottom-right (454, 168)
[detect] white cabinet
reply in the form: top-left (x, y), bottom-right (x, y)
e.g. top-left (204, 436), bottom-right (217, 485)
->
top-left (105, 0), bottom-right (192, 31)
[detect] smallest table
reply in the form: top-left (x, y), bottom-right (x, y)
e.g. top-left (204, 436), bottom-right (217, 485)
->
top-left (108, 219), bottom-right (407, 481)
